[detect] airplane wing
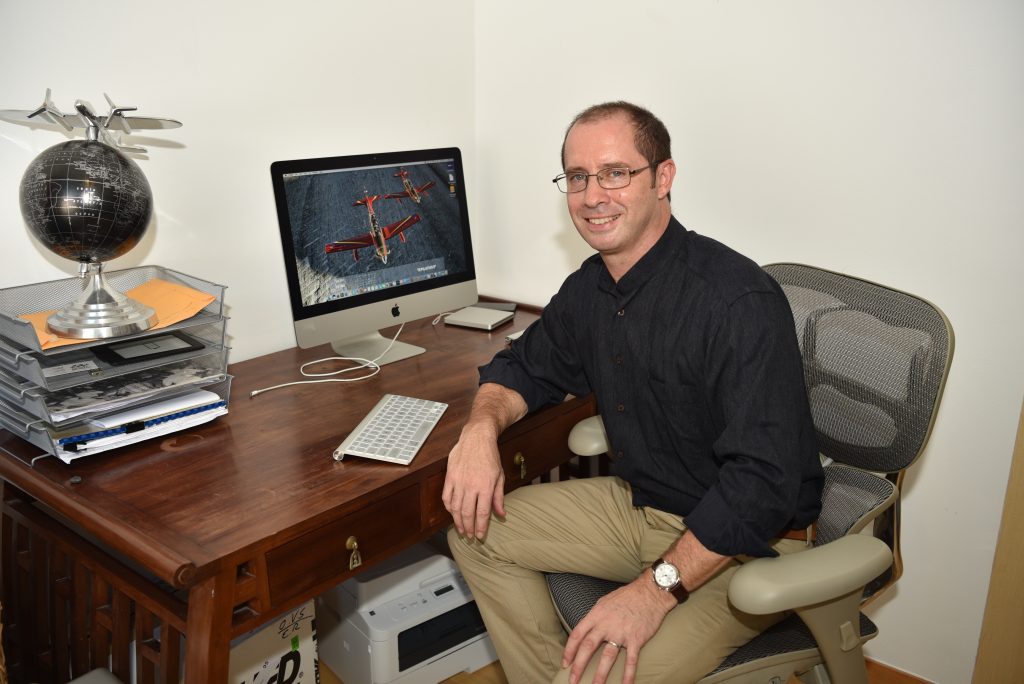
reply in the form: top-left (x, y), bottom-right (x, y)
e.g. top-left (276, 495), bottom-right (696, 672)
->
top-left (381, 214), bottom-right (421, 239)
top-left (106, 115), bottom-right (183, 133)
top-left (0, 88), bottom-right (75, 131)
top-left (0, 107), bottom-right (79, 131)
top-left (101, 93), bottom-right (181, 133)
top-left (353, 194), bottom-right (382, 207)
top-left (325, 234), bottom-right (374, 254)
top-left (383, 182), bottom-right (435, 201)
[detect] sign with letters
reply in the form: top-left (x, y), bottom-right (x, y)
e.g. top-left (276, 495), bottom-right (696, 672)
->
top-left (229, 601), bottom-right (319, 684)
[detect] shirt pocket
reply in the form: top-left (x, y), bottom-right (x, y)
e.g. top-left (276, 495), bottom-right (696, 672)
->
top-left (646, 378), bottom-right (711, 455)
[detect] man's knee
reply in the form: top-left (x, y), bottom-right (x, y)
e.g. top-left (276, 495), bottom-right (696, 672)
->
top-left (447, 524), bottom-right (478, 563)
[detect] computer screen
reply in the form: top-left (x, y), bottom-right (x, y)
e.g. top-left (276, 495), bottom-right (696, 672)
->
top-left (270, 147), bottom-right (478, 364)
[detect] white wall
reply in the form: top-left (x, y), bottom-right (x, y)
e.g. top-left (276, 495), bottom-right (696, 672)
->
top-left (474, 2), bottom-right (1023, 683)
top-left (0, 0), bottom-right (477, 361)
top-left (1, 2), bottom-right (1022, 682)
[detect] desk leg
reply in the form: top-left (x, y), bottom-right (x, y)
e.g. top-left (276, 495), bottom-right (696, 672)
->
top-left (185, 571), bottom-right (234, 683)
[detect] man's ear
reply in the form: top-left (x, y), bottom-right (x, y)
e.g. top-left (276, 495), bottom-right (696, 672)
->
top-left (656, 159), bottom-right (676, 200)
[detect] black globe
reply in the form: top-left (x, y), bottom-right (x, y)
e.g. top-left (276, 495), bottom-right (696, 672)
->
top-left (19, 140), bottom-right (153, 263)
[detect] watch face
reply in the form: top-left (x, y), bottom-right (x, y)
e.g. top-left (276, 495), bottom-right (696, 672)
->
top-left (653, 560), bottom-right (680, 589)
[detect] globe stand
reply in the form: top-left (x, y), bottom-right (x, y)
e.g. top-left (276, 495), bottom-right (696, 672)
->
top-left (47, 262), bottom-right (158, 339)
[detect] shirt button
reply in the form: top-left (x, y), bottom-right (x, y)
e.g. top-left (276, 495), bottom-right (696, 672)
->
top-left (617, 309), bottom-right (625, 317)
top-left (616, 450), bottom-right (625, 460)
top-left (616, 404), bottom-right (625, 413)
top-left (614, 355), bottom-right (623, 365)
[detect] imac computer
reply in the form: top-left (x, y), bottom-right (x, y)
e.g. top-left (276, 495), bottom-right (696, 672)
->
top-left (270, 147), bottom-right (478, 365)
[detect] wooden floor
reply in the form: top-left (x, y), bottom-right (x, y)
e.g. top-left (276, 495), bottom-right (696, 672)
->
top-left (321, 660), bottom-right (508, 684)
top-left (866, 660), bottom-right (932, 684)
top-left (323, 658), bottom-right (924, 684)
top-left (440, 661), bottom-right (509, 684)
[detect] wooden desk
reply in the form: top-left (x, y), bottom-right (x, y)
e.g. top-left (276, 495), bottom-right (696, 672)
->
top-left (0, 310), bottom-right (594, 683)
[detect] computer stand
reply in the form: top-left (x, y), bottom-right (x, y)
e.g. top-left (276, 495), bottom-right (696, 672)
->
top-left (330, 331), bottom-right (425, 366)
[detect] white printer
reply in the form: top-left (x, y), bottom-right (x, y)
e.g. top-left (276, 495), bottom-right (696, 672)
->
top-left (317, 542), bottom-right (497, 684)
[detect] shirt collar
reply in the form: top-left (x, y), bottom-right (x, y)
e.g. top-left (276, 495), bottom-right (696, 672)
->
top-left (597, 216), bottom-right (688, 296)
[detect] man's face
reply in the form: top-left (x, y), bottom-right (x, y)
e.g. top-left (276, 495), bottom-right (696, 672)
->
top-left (562, 113), bottom-right (673, 270)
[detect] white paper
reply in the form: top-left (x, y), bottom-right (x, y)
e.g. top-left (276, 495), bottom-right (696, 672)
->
top-left (57, 406), bottom-right (227, 463)
top-left (92, 389), bottom-right (219, 427)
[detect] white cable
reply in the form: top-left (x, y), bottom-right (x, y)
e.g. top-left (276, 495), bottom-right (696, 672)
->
top-left (249, 323), bottom-right (405, 398)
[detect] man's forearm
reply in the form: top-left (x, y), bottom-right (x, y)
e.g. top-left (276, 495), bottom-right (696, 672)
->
top-left (462, 382), bottom-right (529, 439)
top-left (645, 532), bottom-right (733, 610)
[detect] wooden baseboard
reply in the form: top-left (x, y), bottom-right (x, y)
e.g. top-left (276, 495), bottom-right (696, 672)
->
top-left (867, 658), bottom-right (932, 683)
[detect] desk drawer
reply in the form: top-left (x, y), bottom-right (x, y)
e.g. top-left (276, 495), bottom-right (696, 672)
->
top-left (499, 397), bottom-right (595, 487)
top-left (265, 485), bottom-right (421, 605)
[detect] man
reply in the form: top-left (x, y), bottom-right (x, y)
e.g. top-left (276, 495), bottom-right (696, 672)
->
top-left (442, 101), bottom-right (822, 684)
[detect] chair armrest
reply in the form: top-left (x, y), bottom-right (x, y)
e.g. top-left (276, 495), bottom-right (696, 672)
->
top-left (728, 535), bottom-right (893, 615)
top-left (568, 415), bottom-right (609, 456)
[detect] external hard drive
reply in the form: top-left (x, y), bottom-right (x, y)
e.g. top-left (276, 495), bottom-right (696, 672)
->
top-left (444, 306), bottom-right (514, 331)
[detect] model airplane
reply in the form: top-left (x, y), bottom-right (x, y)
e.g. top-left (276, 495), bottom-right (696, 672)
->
top-left (325, 192), bottom-right (421, 264)
top-left (383, 168), bottom-right (436, 204)
top-left (0, 88), bottom-right (181, 152)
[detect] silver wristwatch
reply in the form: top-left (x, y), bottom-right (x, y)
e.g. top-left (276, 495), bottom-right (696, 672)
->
top-left (651, 558), bottom-right (690, 603)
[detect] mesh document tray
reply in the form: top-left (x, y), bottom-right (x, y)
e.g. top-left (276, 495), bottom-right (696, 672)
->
top-left (0, 344), bottom-right (230, 426)
top-left (0, 313), bottom-right (229, 391)
top-left (0, 265), bottom-right (227, 353)
top-left (0, 374), bottom-right (232, 463)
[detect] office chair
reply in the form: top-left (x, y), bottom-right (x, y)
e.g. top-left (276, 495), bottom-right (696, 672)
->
top-left (545, 263), bottom-right (954, 684)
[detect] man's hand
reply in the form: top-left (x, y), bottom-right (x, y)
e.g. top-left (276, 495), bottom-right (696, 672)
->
top-left (443, 424), bottom-right (506, 539)
top-left (442, 383), bottom-right (527, 540)
top-left (560, 533), bottom-right (732, 683)
top-left (560, 575), bottom-right (675, 684)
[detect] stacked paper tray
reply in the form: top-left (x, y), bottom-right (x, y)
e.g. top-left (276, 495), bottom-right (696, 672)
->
top-left (0, 266), bottom-right (233, 465)
top-left (0, 344), bottom-right (230, 426)
top-left (0, 265), bottom-right (226, 352)
top-left (0, 375), bottom-right (232, 464)
top-left (0, 314), bottom-right (229, 391)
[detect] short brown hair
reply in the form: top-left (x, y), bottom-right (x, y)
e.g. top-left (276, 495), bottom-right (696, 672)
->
top-left (560, 101), bottom-right (672, 171)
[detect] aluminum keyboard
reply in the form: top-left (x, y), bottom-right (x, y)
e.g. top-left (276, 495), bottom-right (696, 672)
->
top-left (333, 394), bottom-right (448, 465)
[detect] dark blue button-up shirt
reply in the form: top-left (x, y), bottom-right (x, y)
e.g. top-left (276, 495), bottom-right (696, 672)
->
top-left (480, 217), bottom-right (822, 557)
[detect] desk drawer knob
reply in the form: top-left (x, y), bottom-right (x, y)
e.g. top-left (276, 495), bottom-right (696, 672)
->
top-left (346, 536), bottom-right (362, 570)
top-left (513, 452), bottom-right (526, 480)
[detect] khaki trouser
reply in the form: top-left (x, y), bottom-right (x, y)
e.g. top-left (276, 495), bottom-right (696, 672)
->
top-left (449, 476), bottom-right (808, 684)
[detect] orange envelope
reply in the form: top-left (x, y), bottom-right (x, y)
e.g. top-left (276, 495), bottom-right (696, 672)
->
top-left (20, 278), bottom-right (217, 350)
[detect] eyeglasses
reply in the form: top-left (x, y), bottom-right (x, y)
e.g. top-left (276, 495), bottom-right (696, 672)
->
top-left (552, 163), bottom-right (657, 193)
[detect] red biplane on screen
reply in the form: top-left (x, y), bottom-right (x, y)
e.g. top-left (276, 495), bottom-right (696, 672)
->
top-left (383, 168), bottom-right (436, 204)
top-left (324, 192), bottom-right (421, 264)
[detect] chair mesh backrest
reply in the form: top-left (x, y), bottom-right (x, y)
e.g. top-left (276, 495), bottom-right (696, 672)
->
top-left (763, 264), bottom-right (952, 473)
top-left (815, 464), bottom-right (893, 545)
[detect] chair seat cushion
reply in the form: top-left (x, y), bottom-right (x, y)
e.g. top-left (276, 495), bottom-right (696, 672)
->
top-left (546, 572), bottom-right (624, 630)
top-left (705, 612), bottom-right (877, 677)
top-left (545, 572), bottom-right (878, 679)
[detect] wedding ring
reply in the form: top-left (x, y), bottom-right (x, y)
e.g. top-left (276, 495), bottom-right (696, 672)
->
top-left (605, 640), bottom-right (624, 650)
